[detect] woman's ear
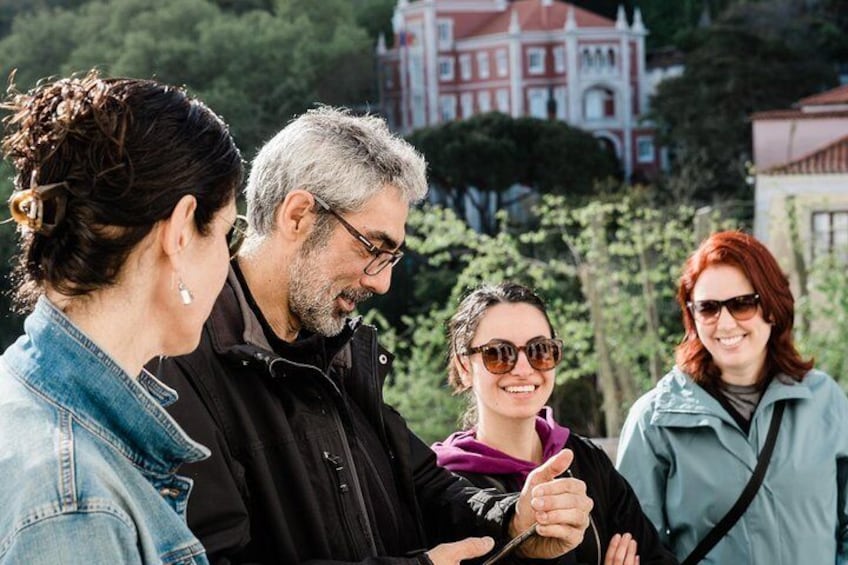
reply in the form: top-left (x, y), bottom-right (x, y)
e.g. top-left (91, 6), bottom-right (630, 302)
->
top-left (453, 355), bottom-right (473, 390)
top-left (160, 194), bottom-right (198, 267)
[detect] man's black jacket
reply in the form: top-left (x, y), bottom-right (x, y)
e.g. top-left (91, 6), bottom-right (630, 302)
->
top-left (153, 270), bottom-right (521, 564)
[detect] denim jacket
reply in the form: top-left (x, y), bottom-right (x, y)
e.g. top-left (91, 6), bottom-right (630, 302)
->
top-left (0, 297), bottom-right (211, 564)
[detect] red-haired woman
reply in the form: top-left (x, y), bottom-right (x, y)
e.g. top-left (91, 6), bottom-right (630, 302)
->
top-left (616, 231), bottom-right (848, 564)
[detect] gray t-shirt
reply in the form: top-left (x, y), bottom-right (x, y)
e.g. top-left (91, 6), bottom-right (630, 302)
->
top-left (719, 373), bottom-right (796, 422)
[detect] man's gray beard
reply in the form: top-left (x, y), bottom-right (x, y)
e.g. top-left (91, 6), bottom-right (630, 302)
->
top-left (287, 252), bottom-right (347, 337)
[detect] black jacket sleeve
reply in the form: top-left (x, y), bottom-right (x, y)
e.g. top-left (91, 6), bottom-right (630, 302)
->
top-left (407, 427), bottom-right (519, 544)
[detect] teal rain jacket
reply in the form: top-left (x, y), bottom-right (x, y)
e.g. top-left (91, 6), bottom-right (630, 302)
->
top-left (616, 367), bottom-right (848, 565)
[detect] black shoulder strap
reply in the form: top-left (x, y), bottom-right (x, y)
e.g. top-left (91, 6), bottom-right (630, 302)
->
top-left (682, 400), bottom-right (786, 565)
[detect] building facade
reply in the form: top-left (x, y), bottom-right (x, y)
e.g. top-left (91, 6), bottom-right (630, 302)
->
top-left (377, 0), bottom-right (658, 179)
top-left (752, 84), bottom-right (848, 293)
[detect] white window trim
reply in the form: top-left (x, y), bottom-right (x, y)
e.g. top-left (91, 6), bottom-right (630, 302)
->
top-left (460, 92), bottom-right (474, 117)
top-left (636, 136), bottom-right (655, 163)
top-left (439, 94), bottom-right (457, 121)
top-left (478, 90), bottom-right (492, 113)
top-left (477, 52), bottom-right (490, 79)
top-left (496, 49), bottom-right (508, 77)
top-left (459, 54), bottom-right (472, 81)
top-left (553, 46), bottom-right (565, 73)
top-left (527, 48), bottom-right (546, 75)
top-left (437, 19), bottom-right (453, 50)
top-left (528, 88), bottom-right (548, 118)
top-left (496, 88), bottom-right (510, 113)
top-left (439, 56), bottom-right (455, 81)
top-left (812, 210), bottom-right (848, 262)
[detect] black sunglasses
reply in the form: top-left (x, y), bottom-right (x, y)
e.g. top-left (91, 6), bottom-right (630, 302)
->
top-left (227, 215), bottom-right (248, 258)
top-left (463, 337), bottom-right (563, 374)
top-left (312, 194), bottom-right (404, 276)
top-left (687, 293), bottom-right (760, 324)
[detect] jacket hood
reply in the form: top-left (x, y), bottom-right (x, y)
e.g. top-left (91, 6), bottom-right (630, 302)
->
top-left (432, 406), bottom-right (569, 486)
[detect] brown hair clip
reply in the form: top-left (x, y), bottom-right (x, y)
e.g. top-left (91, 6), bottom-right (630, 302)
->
top-left (8, 173), bottom-right (68, 235)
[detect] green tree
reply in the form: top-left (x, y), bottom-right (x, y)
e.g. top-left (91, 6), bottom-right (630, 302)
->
top-left (796, 255), bottom-right (848, 388)
top-left (0, 0), bottom-right (375, 154)
top-left (651, 18), bottom-right (835, 208)
top-left (407, 113), bottom-right (619, 235)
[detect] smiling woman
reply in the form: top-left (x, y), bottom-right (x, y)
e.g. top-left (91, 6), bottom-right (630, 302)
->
top-left (432, 282), bottom-right (678, 565)
top-left (616, 230), bottom-right (848, 565)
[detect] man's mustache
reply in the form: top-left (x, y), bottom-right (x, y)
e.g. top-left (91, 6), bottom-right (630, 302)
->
top-left (339, 289), bottom-right (373, 305)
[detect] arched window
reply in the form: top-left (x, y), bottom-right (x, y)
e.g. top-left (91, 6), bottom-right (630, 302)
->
top-left (607, 48), bottom-right (616, 69)
top-left (594, 48), bottom-right (604, 69)
top-left (582, 49), bottom-right (593, 69)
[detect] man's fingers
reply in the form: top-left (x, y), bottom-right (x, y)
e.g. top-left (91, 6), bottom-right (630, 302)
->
top-left (526, 449), bottom-right (574, 487)
top-left (425, 536), bottom-right (495, 564)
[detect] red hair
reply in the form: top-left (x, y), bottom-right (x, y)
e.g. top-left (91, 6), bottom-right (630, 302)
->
top-left (675, 230), bottom-right (813, 386)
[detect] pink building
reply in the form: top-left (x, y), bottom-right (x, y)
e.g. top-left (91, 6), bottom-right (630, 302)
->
top-left (377, 0), bottom-right (658, 179)
top-left (752, 84), bottom-right (848, 172)
top-left (752, 84), bottom-right (848, 290)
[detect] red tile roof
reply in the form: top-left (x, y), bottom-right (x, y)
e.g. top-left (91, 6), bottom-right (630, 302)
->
top-left (763, 134), bottom-right (848, 175)
top-left (463, 0), bottom-right (614, 38)
top-left (750, 109), bottom-right (848, 121)
top-left (797, 84), bottom-right (848, 107)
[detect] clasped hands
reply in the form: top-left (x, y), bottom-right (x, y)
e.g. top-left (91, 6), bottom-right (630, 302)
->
top-left (426, 449), bottom-right (596, 564)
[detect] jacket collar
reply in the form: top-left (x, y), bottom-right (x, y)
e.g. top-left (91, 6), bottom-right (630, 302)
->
top-left (2, 297), bottom-right (209, 475)
top-left (650, 366), bottom-right (811, 430)
top-left (208, 266), bottom-right (394, 383)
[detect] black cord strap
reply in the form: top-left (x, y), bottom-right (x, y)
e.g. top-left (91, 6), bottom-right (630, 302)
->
top-left (682, 400), bottom-right (786, 565)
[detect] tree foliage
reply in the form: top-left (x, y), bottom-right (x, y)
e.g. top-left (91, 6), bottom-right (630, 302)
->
top-left (406, 113), bottom-right (620, 234)
top-left (0, 0), bottom-right (376, 154)
top-left (796, 256), bottom-right (848, 389)
top-left (651, 3), bottom-right (838, 208)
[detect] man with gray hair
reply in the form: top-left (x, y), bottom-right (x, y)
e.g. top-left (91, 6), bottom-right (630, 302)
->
top-left (156, 107), bottom-right (593, 564)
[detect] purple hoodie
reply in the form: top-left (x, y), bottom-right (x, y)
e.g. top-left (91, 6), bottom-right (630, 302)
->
top-left (431, 407), bottom-right (570, 487)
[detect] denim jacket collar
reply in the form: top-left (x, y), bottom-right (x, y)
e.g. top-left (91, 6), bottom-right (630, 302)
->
top-left (2, 297), bottom-right (209, 476)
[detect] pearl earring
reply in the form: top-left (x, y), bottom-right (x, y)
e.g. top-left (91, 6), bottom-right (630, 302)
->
top-left (178, 279), bottom-right (194, 306)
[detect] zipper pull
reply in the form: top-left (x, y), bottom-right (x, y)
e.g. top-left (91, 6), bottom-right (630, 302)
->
top-left (323, 451), bottom-right (350, 493)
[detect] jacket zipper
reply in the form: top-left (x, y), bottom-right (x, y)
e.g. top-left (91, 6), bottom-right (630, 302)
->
top-left (329, 403), bottom-right (379, 556)
top-left (322, 451), bottom-right (360, 557)
top-left (268, 355), bottom-right (379, 557)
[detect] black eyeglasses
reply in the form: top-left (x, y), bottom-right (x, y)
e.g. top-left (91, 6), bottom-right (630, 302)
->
top-left (227, 215), bottom-right (248, 258)
top-left (687, 293), bottom-right (761, 324)
top-left (463, 337), bottom-right (564, 374)
top-left (312, 194), bottom-right (404, 276)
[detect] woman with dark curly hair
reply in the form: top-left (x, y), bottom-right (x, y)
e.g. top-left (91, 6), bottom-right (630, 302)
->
top-left (616, 231), bottom-right (848, 564)
top-left (0, 71), bottom-right (243, 564)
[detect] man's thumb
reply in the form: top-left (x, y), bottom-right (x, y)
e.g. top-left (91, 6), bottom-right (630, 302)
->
top-left (528, 448), bottom-right (574, 486)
